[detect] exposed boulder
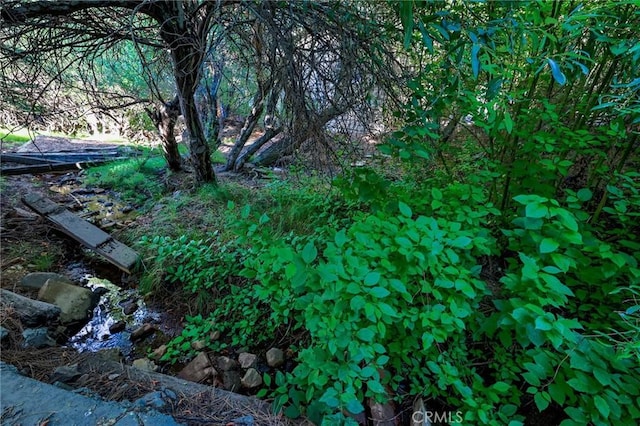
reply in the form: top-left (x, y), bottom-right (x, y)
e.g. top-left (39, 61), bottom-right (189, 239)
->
top-left (1, 289), bottom-right (61, 326)
top-left (22, 327), bottom-right (56, 348)
top-left (37, 279), bottom-right (96, 323)
top-left (177, 352), bottom-right (216, 383)
top-left (19, 272), bottom-right (72, 290)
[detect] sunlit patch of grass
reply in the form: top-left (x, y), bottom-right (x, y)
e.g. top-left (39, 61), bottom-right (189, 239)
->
top-left (84, 154), bottom-right (167, 205)
top-left (0, 127), bottom-right (32, 150)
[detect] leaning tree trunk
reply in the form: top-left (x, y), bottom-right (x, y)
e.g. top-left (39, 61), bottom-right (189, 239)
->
top-left (225, 90), bottom-right (265, 171)
top-left (233, 126), bottom-right (282, 171)
top-left (146, 96), bottom-right (181, 171)
top-left (170, 42), bottom-right (215, 184)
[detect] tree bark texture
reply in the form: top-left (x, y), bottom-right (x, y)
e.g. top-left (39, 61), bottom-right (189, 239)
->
top-left (146, 96), bottom-right (182, 171)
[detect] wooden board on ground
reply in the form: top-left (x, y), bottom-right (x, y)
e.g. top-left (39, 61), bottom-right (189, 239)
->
top-left (0, 160), bottom-right (113, 176)
top-left (22, 193), bottom-right (139, 273)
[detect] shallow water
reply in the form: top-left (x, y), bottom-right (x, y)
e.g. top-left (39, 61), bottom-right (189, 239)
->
top-left (67, 275), bottom-right (166, 359)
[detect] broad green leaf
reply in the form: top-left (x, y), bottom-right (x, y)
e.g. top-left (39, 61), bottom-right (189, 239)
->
top-left (345, 398), bottom-right (364, 415)
top-left (398, 201), bottom-right (412, 218)
top-left (364, 271), bottom-right (381, 286)
top-left (526, 202), bottom-right (549, 218)
top-left (594, 395), bottom-right (610, 418)
top-left (367, 380), bottom-right (385, 394)
top-left (302, 242), bottom-right (317, 264)
top-left (548, 383), bottom-right (566, 405)
top-left (576, 188), bottom-right (592, 202)
top-left (540, 238), bottom-right (560, 254)
top-left (534, 391), bottom-right (550, 411)
top-left (357, 328), bottom-right (375, 342)
top-left (335, 230), bottom-right (347, 248)
top-left (504, 111), bottom-right (514, 134)
top-left (450, 236), bottom-right (472, 248)
top-left (493, 381), bottom-right (510, 393)
top-left (350, 295), bottom-right (366, 311)
top-left (431, 187), bottom-right (443, 201)
top-left (550, 253), bottom-right (571, 272)
top-left (370, 286), bottom-right (391, 298)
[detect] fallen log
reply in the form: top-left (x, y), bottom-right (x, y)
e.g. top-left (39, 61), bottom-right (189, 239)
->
top-left (22, 193), bottom-right (139, 273)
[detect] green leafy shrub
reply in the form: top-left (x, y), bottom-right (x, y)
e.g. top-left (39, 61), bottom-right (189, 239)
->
top-left (139, 232), bottom-right (245, 294)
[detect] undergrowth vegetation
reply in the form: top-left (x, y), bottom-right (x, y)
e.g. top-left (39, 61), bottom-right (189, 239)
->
top-left (133, 1), bottom-right (639, 425)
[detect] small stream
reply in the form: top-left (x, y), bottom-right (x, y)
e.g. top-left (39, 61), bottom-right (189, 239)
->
top-left (68, 276), bottom-right (162, 358)
top-left (48, 177), bottom-right (176, 360)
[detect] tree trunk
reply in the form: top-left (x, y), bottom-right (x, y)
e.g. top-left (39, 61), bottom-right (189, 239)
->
top-left (170, 43), bottom-right (215, 184)
top-left (252, 133), bottom-right (296, 167)
top-left (225, 91), bottom-right (265, 171)
top-left (233, 126), bottom-right (282, 171)
top-left (146, 96), bottom-right (181, 171)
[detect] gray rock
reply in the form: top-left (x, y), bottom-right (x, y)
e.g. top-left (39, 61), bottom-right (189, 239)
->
top-left (209, 330), bottom-right (221, 341)
top-left (150, 344), bottom-right (168, 360)
top-left (22, 328), bottom-right (56, 348)
top-left (265, 347), bottom-right (284, 367)
top-left (0, 361), bottom-right (181, 425)
top-left (51, 364), bottom-right (81, 383)
top-left (190, 340), bottom-right (207, 351)
top-left (38, 279), bottom-right (96, 323)
top-left (221, 370), bottom-right (242, 392)
top-left (19, 272), bottom-right (72, 290)
top-left (0, 326), bottom-right (9, 341)
top-left (134, 391), bottom-right (167, 410)
top-left (1, 289), bottom-right (61, 326)
top-left (133, 358), bottom-right (158, 373)
top-left (369, 398), bottom-right (396, 426)
top-left (216, 356), bottom-right (238, 372)
top-left (177, 352), bottom-right (215, 383)
top-left (238, 352), bottom-right (258, 369)
top-left (130, 323), bottom-right (156, 341)
top-left (241, 368), bottom-right (262, 389)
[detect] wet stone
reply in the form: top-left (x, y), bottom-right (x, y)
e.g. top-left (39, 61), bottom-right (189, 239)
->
top-left (108, 321), bottom-right (126, 334)
top-left (130, 323), bottom-right (155, 341)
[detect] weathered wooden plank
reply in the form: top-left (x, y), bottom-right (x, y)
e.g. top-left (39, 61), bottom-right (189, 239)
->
top-left (0, 160), bottom-right (111, 176)
top-left (0, 153), bottom-right (67, 165)
top-left (22, 193), bottom-right (139, 273)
